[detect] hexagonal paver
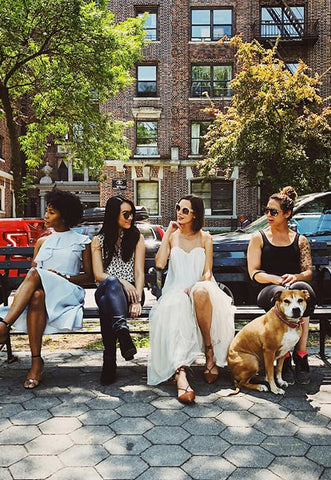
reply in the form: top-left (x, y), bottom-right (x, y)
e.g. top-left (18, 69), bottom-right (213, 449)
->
top-left (25, 434), bottom-right (73, 455)
top-left (249, 403), bottom-right (289, 419)
top-left (50, 403), bottom-right (89, 417)
top-left (223, 445), bottom-right (274, 468)
top-left (86, 396), bottom-right (123, 410)
top-left (270, 456), bottom-right (324, 480)
top-left (217, 411), bottom-right (259, 427)
top-left (184, 404), bottom-right (221, 418)
top-left (39, 417), bottom-right (81, 434)
top-left (182, 455), bottom-right (235, 479)
top-left (297, 426), bottom-right (331, 445)
top-left (0, 403), bottom-right (24, 418)
top-left (261, 436), bottom-right (309, 456)
top-left (221, 426), bottom-right (266, 445)
top-left (320, 469), bottom-right (331, 480)
top-left (9, 455), bottom-right (63, 480)
top-left (23, 396), bottom-right (61, 410)
top-left (150, 397), bottom-right (185, 410)
top-left (141, 445), bottom-right (190, 467)
top-left (96, 455), bottom-right (148, 479)
top-left (104, 435), bottom-right (151, 455)
top-left (115, 403), bottom-right (155, 417)
top-left (287, 411), bottom-right (330, 427)
top-left (182, 435), bottom-right (230, 455)
top-left (145, 426), bottom-right (190, 444)
top-left (0, 445), bottom-right (26, 467)
top-left (0, 425), bottom-right (40, 445)
top-left (136, 467), bottom-right (189, 480)
top-left (48, 467), bottom-right (103, 480)
top-left (228, 468), bottom-right (285, 480)
top-left (307, 445), bottom-right (331, 467)
top-left (69, 425), bottom-right (115, 444)
top-left (0, 418), bottom-right (12, 432)
top-left (215, 396), bottom-right (254, 411)
top-left (79, 409), bottom-right (120, 425)
top-left (111, 417), bottom-right (153, 435)
top-left (0, 468), bottom-right (13, 480)
top-left (59, 445), bottom-right (108, 467)
top-left (255, 418), bottom-right (298, 436)
top-left (147, 409), bottom-right (189, 426)
top-left (183, 417), bottom-right (224, 435)
top-left (10, 410), bottom-right (52, 425)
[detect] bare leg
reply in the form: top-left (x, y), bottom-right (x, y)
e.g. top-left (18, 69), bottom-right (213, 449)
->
top-left (193, 286), bottom-right (218, 376)
top-left (24, 289), bottom-right (46, 389)
top-left (295, 316), bottom-right (309, 351)
top-left (174, 366), bottom-right (195, 403)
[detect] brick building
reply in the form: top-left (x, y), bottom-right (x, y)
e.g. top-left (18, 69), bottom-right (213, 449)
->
top-left (26, 0), bottom-right (330, 226)
top-left (0, 118), bottom-right (14, 218)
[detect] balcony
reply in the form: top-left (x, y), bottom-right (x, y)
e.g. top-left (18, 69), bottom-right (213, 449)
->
top-left (252, 20), bottom-right (319, 45)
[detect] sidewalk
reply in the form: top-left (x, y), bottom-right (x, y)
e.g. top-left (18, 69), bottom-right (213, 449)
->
top-left (0, 345), bottom-right (330, 480)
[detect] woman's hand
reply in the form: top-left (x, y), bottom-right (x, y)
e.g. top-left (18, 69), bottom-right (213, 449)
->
top-left (129, 302), bottom-right (142, 318)
top-left (119, 279), bottom-right (140, 304)
top-left (165, 220), bottom-right (181, 235)
top-left (281, 273), bottom-right (298, 286)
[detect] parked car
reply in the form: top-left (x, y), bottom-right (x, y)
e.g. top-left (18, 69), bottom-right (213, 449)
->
top-left (212, 191), bottom-right (331, 304)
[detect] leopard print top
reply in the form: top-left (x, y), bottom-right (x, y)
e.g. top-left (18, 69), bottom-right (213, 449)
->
top-left (97, 234), bottom-right (135, 283)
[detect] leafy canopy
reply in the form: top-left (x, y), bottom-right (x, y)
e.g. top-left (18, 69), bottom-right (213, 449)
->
top-left (199, 36), bottom-right (331, 194)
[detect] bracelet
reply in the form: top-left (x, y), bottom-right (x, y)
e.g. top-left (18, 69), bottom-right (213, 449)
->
top-left (252, 270), bottom-right (264, 281)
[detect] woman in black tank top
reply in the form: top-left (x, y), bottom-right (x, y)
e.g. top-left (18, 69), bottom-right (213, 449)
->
top-left (247, 186), bottom-right (316, 385)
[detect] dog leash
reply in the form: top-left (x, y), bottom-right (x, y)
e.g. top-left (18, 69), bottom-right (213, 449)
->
top-left (273, 307), bottom-right (305, 329)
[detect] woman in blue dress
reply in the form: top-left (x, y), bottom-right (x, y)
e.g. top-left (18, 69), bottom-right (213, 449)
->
top-left (0, 189), bottom-right (92, 388)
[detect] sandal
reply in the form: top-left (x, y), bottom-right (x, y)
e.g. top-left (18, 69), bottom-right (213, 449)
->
top-left (24, 355), bottom-right (44, 389)
top-left (204, 345), bottom-right (219, 384)
top-left (174, 366), bottom-right (195, 404)
top-left (0, 318), bottom-right (11, 351)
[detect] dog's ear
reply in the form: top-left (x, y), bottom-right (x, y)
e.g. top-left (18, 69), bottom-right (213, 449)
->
top-left (273, 291), bottom-right (282, 303)
top-left (301, 289), bottom-right (310, 300)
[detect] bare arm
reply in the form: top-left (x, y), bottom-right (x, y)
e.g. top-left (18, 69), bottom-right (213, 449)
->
top-left (281, 235), bottom-right (313, 285)
top-left (155, 221), bottom-right (179, 269)
top-left (91, 236), bottom-right (108, 283)
top-left (31, 237), bottom-right (46, 267)
top-left (201, 233), bottom-right (213, 281)
top-left (133, 234), bottom-right (145, 300)
top-left (247, 233), bottom-right (283, 285)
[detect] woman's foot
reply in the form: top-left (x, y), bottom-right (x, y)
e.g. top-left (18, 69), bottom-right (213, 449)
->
top-left (100, 352), bottom-right (117, 385)
top-left (24, 355), bottom-right (44, 389)
top-left (0, 318), bottom-right (10, 346)
top-left (204, 344), bottom-right (219, 384)
top-left (117, 328), bottom-right (137, 361)
top-left (174, 366), bottom-right (195, 404)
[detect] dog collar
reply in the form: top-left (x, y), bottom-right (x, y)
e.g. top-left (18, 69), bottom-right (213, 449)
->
top-left (273, 307), bottom-right (304, 329)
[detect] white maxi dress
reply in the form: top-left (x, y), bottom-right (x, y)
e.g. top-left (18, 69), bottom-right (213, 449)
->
top-left (0, 230), bottom-right (91, 334)
top-left (147, 246), bottom-right (235, 385)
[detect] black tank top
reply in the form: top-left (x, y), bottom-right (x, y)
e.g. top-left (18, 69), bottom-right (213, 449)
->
top-left (260, 230), bottom-right (301, 276)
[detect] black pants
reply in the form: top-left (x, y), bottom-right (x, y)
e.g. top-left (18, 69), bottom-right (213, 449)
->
top-left (95, 276), bottom-right (129, 358)
top-left (257, 281), bottom-right (316, 317)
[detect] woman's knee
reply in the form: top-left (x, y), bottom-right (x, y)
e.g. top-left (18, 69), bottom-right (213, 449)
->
top-left (193, 286), bottom-right (210, 306)
top-left (25, 267), bottom-right (41, 284)
top-left (29, 289), bottom-right (45, 309)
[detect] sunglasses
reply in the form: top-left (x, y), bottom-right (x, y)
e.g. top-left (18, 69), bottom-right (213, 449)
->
top-left (264, 207), bottom-right (281, 217)
top-left (122, 210), bottom-right (133, 220)
top-left (175, 203), bottom-right (193, 215)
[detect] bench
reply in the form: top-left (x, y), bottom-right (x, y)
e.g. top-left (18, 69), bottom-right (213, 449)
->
top-left (0, 242), bottom-right (330, 367)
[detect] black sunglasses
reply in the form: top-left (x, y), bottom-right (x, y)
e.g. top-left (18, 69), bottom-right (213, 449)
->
top-left (122, 210), bottom-right (133, 220)
top-left (264, 207), bottom-right (281, 217)
top-left (175, 203), bottom-right (193, 215)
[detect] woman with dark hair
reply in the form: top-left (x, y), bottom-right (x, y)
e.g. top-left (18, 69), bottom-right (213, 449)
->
top-left (148, 195), bottom-right (235, 403)
top-left (247, 186), bottom-right (316, 385)
top-left (0, 188), bottom-right (92, 388)
top-left (91, 196), bottom-right (145, 385)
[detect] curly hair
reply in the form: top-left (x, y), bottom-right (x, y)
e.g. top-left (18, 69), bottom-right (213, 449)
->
top-left (45, 188), bottom-right (83, 227)
top-left (270, 186), bottom-right (298, 218)
top-left (99, 196), bottom-right (140, 267)
top-left (178, 195), bottom-right (205, 232)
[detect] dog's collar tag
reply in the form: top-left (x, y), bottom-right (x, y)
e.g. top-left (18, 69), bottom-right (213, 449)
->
top-left (273, 307), bottom-right (304, 328)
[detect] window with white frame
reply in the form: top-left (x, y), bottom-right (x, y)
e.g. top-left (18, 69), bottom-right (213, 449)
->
top-left (191, 65), bottom-right (232, 98)
top-left (191, 8), bottom-right (233, 41)
top-left (191, 179), bottom-right (234, 215)
top-left (137, 65), bottom-right (157, 96)
top-left (191, 122), bottom-right (209, 155)
top-left (137, 181), bottom-right (159, 215)
top-left (136, 121), bottom-right (158, 156)
top-left (137, 8), bottom-right (158, 41)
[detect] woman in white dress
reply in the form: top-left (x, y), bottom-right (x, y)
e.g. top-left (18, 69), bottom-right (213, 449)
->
top-left (0, 189), bottom-right (92, 388)
top-left (148, 195), bottom-right (235, 404)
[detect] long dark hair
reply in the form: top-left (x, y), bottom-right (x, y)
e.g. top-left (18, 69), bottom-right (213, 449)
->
top-left (99, 196), bottom-right (140, 267)
top-left (178, 194), bottom-right (205, 232)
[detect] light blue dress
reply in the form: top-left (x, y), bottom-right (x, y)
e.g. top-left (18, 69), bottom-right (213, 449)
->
top-left (0, 230), bottom-right (91, 334)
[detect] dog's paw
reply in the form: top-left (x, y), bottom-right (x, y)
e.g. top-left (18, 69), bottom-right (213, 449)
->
top-left (257, 384), bottom-right (269, 392)
top-left (277, 380), bottom-right (288, 388)
top-left (271, 387), bottom-right (285, 395)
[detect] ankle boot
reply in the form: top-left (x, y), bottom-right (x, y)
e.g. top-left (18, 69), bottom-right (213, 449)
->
top-left (100, 352), bottom-right (117, 385)
top-left (117, 328), bottom-right (137, 361)
top-left (282, 354), bottom-right (295, 385)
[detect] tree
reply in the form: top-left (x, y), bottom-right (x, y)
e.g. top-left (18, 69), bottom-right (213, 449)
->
top-left (0, 0), bottom-right (146, 214)
top-left (199, 36), bottom-right (331, 196)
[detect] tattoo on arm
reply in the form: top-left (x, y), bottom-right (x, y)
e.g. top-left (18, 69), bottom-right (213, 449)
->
top-left (300, 239), bottom-right (312, 272)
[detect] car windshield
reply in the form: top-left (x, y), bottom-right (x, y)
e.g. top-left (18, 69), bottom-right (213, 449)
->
top-left (242, 215), bottom-right (268, 233)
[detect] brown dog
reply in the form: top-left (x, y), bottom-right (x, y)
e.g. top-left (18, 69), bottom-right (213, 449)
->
top-left (227, 289), bottom-right (310, 395)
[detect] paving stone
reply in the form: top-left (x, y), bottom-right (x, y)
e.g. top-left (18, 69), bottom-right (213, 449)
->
top-left (136, 467), bottom-right (189, 479)
top-left (319, 404), bottom-right (331, 419)
top-left (39, 417), bottom-right (81, 434)
top-left (182, 435), bottom-right (230, 455)
top-left (182, 455), bottom-right (235, 479)
top-left (141, 445), bottom-right (190, 466)
top-left (104, 434), bottom-right (151, 455)
top-left (255, 418), bottom-right (299, 436)
top-left (221, 426), bottom-right (266, 445)
top-left (215, 395), bottom-right (254, 411)
top-left (183, 417), bottom-right (225, 435)
top-left (144, 426), bottom-right (190, 444)
top-left (307, 445), bottom-right (331, 467)
top-left (69, 425), bottom-right (115, 444)
top-left (217, 410), bottom-right (259, 427)
top-left (184, 403), bottom-right (221, 418)
top-left (10, 409), bottom-right (52, 425)
top-left (9, 455), bottom-right (63, 479)
top-left (0, 403), bottom-right (23, 418)
top-left (0, 418), bottom-right (12, 431)
top-left (0, 445), bottom-right (27, 467)
top-left (57, 390), bottom-right (97, 403)
top-left (115, 403), bottom-right (155, 417)
top-left (0, 468), bottom-right (12, 480)
top-left (111, 417), bottom-right (153, 435)
top-left (86, 396), bottom-right (123, 410)
top-left (49, 467), bottom-right (103, 480)
top-left (320, 469), bottom-right (331, 480)
top-left (79, 409), bottom-right (120, 425)
top-left (296, 426), bottom-right (331, 445)
top-left (287, 410), bottom-right (330, 427)
top-left (96, 455), bottom-right (148, 479)
top-left (261, 436), bottom-right (310, 456)
top-left (279, 396), bottom-right (316, 410)
top-left (120, 388), bottom-right (158, 404)
top-left (25, 434), bottom-right (73, 454)
top-left (0, 425), bottom-right (40, 445)
top-left (270, 456), bottom-right (324, 480)
top-left (23, 396), bottom-right (61, 410)
top-left (249, 402), bottom-right (290, 418)
top-left (59, 445), bottom-right (108, 467)
top-left (50, 403), bottom-right (90, 417)
top-left (228, 468), bottom-right (285, 480)
top-left (223, 445), bottom-right (275, 467)
top-left (147, 409), bottom-right (189, 426)
top-left (150, 397), bottom-right (185, 410)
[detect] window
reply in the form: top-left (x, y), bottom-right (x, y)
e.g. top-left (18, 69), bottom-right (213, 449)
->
top-left (261, 6), bottom-right (304, 38)
top-left (137, 9), bottom-right (158, 41)
top-left (137, 181), bottom-right (159, 215)
top-left (137, 65), bottom-right (157, 96)
top-left (191, 65), bottom-right (232, 98)
top-left (285, 63), bottom-right (299, 74)
top-left (191, 8), bottom-right (232, 41)
top-left (191, 122), bottom-right (209, 155)
top-left (191, 179), bottom-right (234, 215)
top-left (136, 121), bottom-right (158, 156)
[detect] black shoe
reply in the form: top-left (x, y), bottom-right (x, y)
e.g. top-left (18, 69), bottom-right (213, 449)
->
top-left (100, 354), bottom-right (117, 385)
top-left (282, 355), bottom-right (295, 385)
top-left (117, 329), bottom-right (137, 361)
top-left (293, 352), bottom-right (311, 385)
